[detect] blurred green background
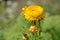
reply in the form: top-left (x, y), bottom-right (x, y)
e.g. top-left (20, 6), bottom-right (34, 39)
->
top-left (0, 0), bottom-right (60, 40)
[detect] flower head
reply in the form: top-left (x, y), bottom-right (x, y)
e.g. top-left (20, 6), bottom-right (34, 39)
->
top-left (22, 5), bottom-right (44, 22)
top-left (29, 25), bottom-right (38, 33)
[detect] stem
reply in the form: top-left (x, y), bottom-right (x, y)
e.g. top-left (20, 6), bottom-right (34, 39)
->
top-left (38, 20), bottom-right (42, 40)
top-left (31, 33), bottom-right (37, 40)
top-left (31, 21), bottom-right (36, 25)
top-left (38, 20), bottom-right (41, 35)
top-left (31, 33), bottom-right (34, 40)
top-left (33, 21), bottom-right (36, 25)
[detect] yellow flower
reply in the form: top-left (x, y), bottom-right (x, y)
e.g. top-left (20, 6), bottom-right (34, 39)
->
top-left (22, 5), bottom-right (44, 22)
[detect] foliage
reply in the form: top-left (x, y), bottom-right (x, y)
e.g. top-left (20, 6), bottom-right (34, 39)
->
top-left (2, 15), bottom-right (60, 40)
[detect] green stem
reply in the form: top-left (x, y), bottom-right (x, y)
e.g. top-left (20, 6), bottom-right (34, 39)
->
top-left (31, 33), bottom-right (37, 40)
top-left (33, 21), bottom-right (36, 25)
top-left (38, 20), bottom-right (41, 35)
top-left (38, 20), bottom-right (42, 40)
top-left (31, 21), bottom-right (36, 25)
